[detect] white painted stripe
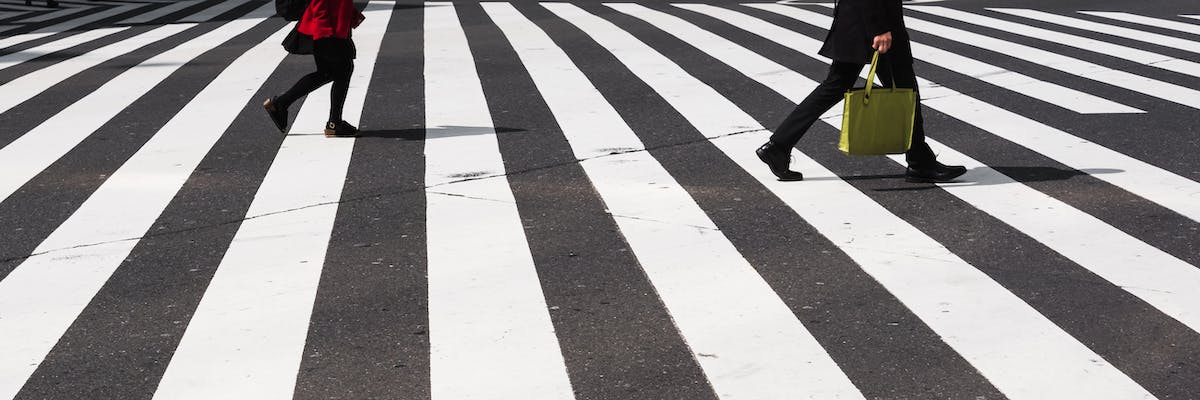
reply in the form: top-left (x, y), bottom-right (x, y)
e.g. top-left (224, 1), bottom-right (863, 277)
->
top-left (178, 0), bottom-right (249, 22)
top-left (679, 3), bottom-right (1200, 332)
top-left (0, 2), bottom-right (140, 49)
top-left (1083, 11), bottom-right (1200, 36)
top-left (492, 3), bottom-right (862, 399)
top-left (745, 4), bottom-right (1200, 229)
top-left (150, 2), bottom-right (391, 398)
top-left (0, 3), bottom-right (273, 204)
top-left (119, 0), bottom-right (200, 24)
top-left (908, 6), bottom-right (1200, 79)
top-left (0, 26), bottom-right (127, 71)
top-left (568, 2), bottom-right (1155, 398)
top-left (614, 3), bottom-right (815, 104)
top-left (0, 31), bottom-right (49, 48)
top-left (889, 141), bottom-right (1200, 332)
top-left (0, 19), bottom-right (287, 400)
top-left (0, 23), bottom-right (192, 116)
top-left (24, 2), bottom-right (138, 35)
top-left (0, 31), bottom-right (56, 49)
top-left (907, 41), bottom-right (1143, 114)
top-left (917, 78), bottom-right (1200, 224)
top-left (673, 4), bottom-right (1139, 115)
top-left (792, 5), bottom-right (1200, 110)
top-left (13, 4), bottom-right (90, 23)
top-left (425, 3), bottom-right (575, 399)
top-left (990, 8), bottom-right (1200, 55)
top-left (0, 0), bottom-right (239, 107)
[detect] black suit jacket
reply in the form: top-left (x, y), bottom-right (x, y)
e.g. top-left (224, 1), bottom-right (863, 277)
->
top-left (818, 0), bottom-right (912, 64)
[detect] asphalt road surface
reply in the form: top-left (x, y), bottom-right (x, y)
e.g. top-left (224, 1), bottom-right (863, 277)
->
top-left (0, 0), bottom-right (1198, 399)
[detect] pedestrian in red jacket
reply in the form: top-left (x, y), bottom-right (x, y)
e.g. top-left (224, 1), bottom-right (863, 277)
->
top-left (264, 0), bottom-right (365, 137)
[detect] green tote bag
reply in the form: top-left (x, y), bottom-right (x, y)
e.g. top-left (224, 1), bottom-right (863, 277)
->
top-left (838, 51), bottom-right (916, 155)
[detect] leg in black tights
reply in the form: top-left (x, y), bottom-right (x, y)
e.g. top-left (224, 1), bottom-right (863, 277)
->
top-left (327, 61), bottom-right (352, 122)
top-left (275, 38), bottom-right (354, 123)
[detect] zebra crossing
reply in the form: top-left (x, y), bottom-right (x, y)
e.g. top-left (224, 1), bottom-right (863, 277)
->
top-left (0, 0), bottom-right (1198, 399)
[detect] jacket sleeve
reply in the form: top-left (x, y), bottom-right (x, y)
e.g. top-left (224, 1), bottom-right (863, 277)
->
top-left (865, 0), bottom-right (902, 36)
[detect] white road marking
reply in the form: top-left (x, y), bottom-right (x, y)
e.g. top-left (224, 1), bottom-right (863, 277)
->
top-left (610, 3), bottom-right (1157, 398)
top-left (178, 0), bottom-right (250, 23)
top-left (822, 5), bottom-right (1200, 111)
top-left (0, 2), bottom-right (143, 49)
top-left (494, 3), bottom-right (864, 398)
top-left (150, 2), bottom-right (393, 398)
top-left (0, 26), bottom-right (127, 71)
top-left (119, 0), bottom-right (201, 25)
top-left (908, 6), bottom-right (1200, 79)
top-left (990, 8), bottom-right (1200, 55)
top-left (0, 10), bottom-right (284, 400)
top-left (674, 4), bottom-right (1143, 114)
top-left (1084, 11), bottom-right (1200, 36)
top-left (11, 4), bottom-right (90, 23)
top-left (0, 4), bottom-right (273, 204)
top-left (425, 3), bottom-right (576, 399)
top-left (745, 3), bottom-right (1200, 227)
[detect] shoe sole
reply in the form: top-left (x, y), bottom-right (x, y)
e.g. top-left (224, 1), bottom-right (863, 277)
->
top-left (324, 130), bottom-right (358, 138)
top-left (905, 172), bottom-right (966, 183)
top-left (263, 99), bottom-right (287, 133)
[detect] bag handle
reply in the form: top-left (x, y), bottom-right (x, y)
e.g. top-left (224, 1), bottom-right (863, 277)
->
top-left (862, 50), bottom-right (897, 105)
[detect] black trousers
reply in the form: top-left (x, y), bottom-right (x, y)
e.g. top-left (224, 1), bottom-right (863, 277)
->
top-left (769, 54), bottom-right (936, 166)
top-left (277, 37), bottom-right (355, 122)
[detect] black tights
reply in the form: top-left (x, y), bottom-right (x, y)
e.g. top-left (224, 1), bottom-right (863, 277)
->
top-left (277, 38), bottom-right (355, 122)
top-left (770, 55), bottom-right (936, 166)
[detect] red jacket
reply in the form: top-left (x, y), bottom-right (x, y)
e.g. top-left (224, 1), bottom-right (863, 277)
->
top-left (297, 0), bottom-right (363, 40)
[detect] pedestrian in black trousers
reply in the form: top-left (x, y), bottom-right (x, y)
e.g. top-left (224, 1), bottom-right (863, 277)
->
top-left (756, 0), bottom-right (966, 182)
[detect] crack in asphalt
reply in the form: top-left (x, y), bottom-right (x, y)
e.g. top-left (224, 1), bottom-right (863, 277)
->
top-left (0, 73), bottom-right (1110, 265)
top-left (1, 127), bottom-right (760, 264)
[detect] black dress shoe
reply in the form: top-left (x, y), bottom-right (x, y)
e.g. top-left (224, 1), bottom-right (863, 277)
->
top-left (756, 142), bottom-right (804, 181)
top-left (263, 97), bottom-right (288, 133)
top-left (324, 120), bottom-right (359, 137)
top-left (905, 162), bottom-right (967, 183)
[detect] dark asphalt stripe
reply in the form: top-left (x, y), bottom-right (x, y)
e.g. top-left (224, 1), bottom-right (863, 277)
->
top-left (736, 2), bottom-right (1200, 285)
top-left (120, 0), bottom-right (224, 26)
top-left (456, 3), bottom-right (721, 399)
top-left (892, 9), bottom-right (1200, 267)
top-left (660, 4), bottom-right (1200, 398)
top-left (891, 5), bottom-right (1200, 182)
top-left (0, 23), bottom-right (155, 95)
top-left (10, 18), bottom-right (299, 400)
top-left (0, 4), bottom-right (112, 36)
top-left (0, 8), bottom-right (275, 278)
top-left (290, 2), bottom-right (430, 399)
top-left (559, 3), bottom-right (1006, 399)
top-left (0, 18), bottom-right (222, 150)
top-left (203, 0), bottom-right (269, 24)
top-left (976, 8), bottom-right (1200, 62)
top-left (912, 62), bottom-right (1200, 268)
top-left (0, 4), bottom-right (144, 55)
top-left (777, 5), bottom-right (1200, 270)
